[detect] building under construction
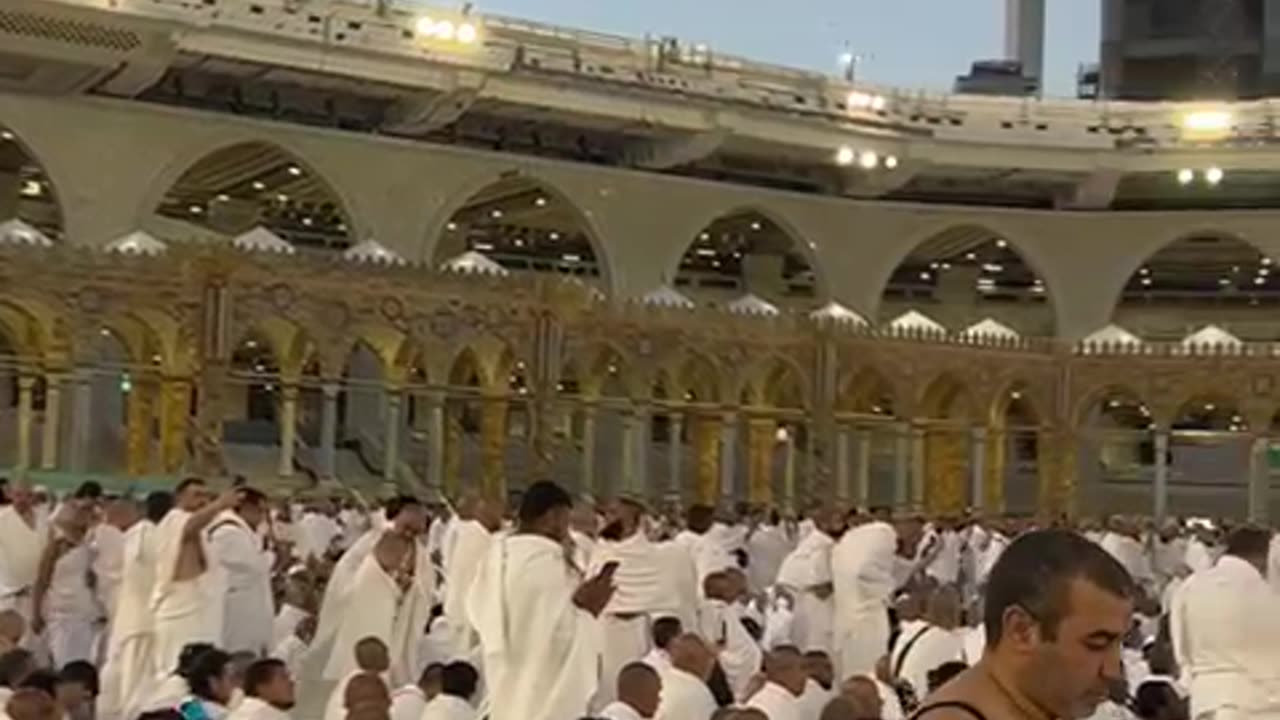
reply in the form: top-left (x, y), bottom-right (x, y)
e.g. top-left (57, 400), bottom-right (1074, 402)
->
top-left (1100, 0), bottom-right (1279, 100)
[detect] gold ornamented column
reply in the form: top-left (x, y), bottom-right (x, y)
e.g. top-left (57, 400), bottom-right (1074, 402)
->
top-left (158, 377), bottom-right (192, 474)
top-left (924, 427), bottom-right (967, 515)
top-left (1038, 428), bottom-right (1079, 518)
top-left (443, 401), bottom-right (463, 498)
top-left (383, 389), bottom-right (403, 484)
top-left (40, 374), bottom-right (62, 470)
top-left (15, 376), bottom-right (35, 471)
top-left (984, 428), bottom-right (1008, 513)
top-left (692, 413), bottom-right (722, 505)
top-left (746, 417), bottom-right (776, 506)
top-left (480, 396), bottom-right (507, 500)
top-left (125, 378), bottom-right (156, 476)
top-left (668, 412), bottom-right (684, 502)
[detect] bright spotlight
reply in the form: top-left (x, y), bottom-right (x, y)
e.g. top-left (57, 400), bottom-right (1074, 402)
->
top-left (414, 16), bottom-right (436, 36)
top-left (1176, 168), bottom-right (1194, 185)
top-left (1205, 167), bottom-right (1225, 185)
top-left (847, 91), bottom-right (872, 109)
top-left (835, 146), bottom-right (856, 167)
top-left (435, 20), bottom-right (456, 40)
top-left (457, 23), bottom-right (477, 44)
top-left (884, 155), bottom-right (899, 170)
top-left (1183, 110), bottom-right (1233, 133)
top-left (869, 96), bottom-right (887, 111)
top-left (858, 150), bottom-right (879, 169)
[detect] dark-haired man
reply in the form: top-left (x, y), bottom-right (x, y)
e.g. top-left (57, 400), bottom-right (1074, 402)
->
top-left (420, 662), bottom-right (477, 720)
top-left (209, 487), bottom-right (276, 655)
top-left (467, 481), bottom-right (615, 720)
top-left (1171, 525), bottom-right (1280, 720)
top-left (318, 496), bottom-right (434, 686)
top-left (914, 529), bottom-right (1134, 720)
top-left (227, 659), bottom-right (294, 720)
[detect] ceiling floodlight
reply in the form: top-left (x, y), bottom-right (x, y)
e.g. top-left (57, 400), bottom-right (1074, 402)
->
top-left (1205, 167), bottom-right (1225, 185)
top-left (1182, 110), bottom-right (1233, 133)
top-left (1176, 168), bottom-right (1194, 185)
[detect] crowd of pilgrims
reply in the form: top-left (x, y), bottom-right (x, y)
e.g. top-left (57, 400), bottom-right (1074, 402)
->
top-left (0, 474), bottom-right (1277, 720)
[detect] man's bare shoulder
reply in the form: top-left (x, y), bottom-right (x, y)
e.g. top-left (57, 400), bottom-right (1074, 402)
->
top-left (915, 671), bottom-right (996, 720)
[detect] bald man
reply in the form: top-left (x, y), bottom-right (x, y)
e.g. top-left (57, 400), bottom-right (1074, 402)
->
top-left (655, 634), bottom-right (717, 720)
top-left (745, 646), bottom-right (807, 720)
top-left (600, 662), bottom-right (661, 720)
top-left (839, 676), bottom-right (883, 720)
top-left (6, 688), bottom-right (57, 720)
top-left (344, 673), bottom-right (391, 720)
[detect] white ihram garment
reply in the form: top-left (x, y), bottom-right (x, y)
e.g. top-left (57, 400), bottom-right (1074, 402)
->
top-left (91, 524), bottom-right (126, 621)
top-left (208, 512), bottom-right (275, 655)
top-left (0, 507), bottom-right (46, 623)
top-left (590, 532), bottom-right (674, 707)
top-left (831, 521), bottom-right (897, 680)
top-left (776, 530), bottom-right (835, 654)
top-left (442, 520), bottom-right (492, 658)
top-left (746, 523), bottom-right (793, 592)
top-left (466, 534), bottom-right (601, 720)
top-left (150, 509), bottom-right (224, 675)
top-left (888, 623), bottom-right (964, 698)
top-left (43, 538), bottom-right (98, 667)
top-left (225, 697), bottom-right (290, 720)
top-left (99, 521), bottom-right (159, 720)
top-left (1171, 556), bottom-right (1280, 719)
top-left (420, 694), bottom-right (475, 720)
top-left (697, 598), bottom-right (761, 702)
top-left (654, 667), bottom-right (716, 720)
top-left (316, 530), bottom-right (435, 685)
top-left (745, 681), bottom-right (801, 720)
top-left (388, 685), bottom-right (427, 720)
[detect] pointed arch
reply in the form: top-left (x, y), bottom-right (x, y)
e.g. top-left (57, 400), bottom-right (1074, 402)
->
top-left (428, 170), bottom-right (614, 294)
top-left (143, 139), bottom-right (356, 250)
top-left (1074, 384), bottom-right (1151, 429)
top-left (672, 350), bottom-right (722, 404)
top-left (838, 366), bottom-right (898, 417)
top-left (918, 372), bottom-right (976, 421)
top-left (0, 123), bottom-right (63, 238)
top-left (670, 206), bottom-right (824, 302)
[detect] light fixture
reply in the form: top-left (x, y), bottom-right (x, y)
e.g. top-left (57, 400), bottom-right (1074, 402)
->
top-left (1176, 168), bottom-right (1195, 185)
top-left (435, 20), bottom-right (456, 40)
top-left (1011, 390), bottom-right (1022, 400)
top-left (869, 96), bottom-right (887, 111)
top-left (415, 16), bottom-right (437, 36)
top-left (20, 180), bottom-right (41, 198)
top-left (1205, 167), bottom-right (1224, 185)
top-left (1141, 277), bottom-right (1152, 286)
top-left (446, 221), bottom-right (458, 231)
top-left (245, 339), bottom-right (257, 349)
top-left (884, 155), bottom-right (899, 169)
top-left (549, 231), bottom-right (560, 241)
top-left (252, 181), bottom-right (266, 191)
top-left (750, 221), bottom-right (762, 231)
top-left (0, 131), bottom-right (12, 141)
top-left (858, 150), bottom-right (879, 169)
top-left (964, 252), bottom-right (977, 261)
top-left (490, 209), bottom-right (503, 219)
top-left (775, 426), bottom-right (790, 442)
top-left (995, 239), bottom-right (1008, 249)
top-left (1219, 277), bottom-right (1231, 286)
top-left (1265, 257), bottom-right (1274, 266)
top-left (919, 271), bottom-right (931, 281)
top-left (534, 196), bottom-right (548, 207)
top-left (457, 23), bottom-right (478, 44)
top-left (287, 166), bottom-right (302, 177)
top-left (99, 328), bottom-right (111, 337)
top-left (1256, 277), bottom-right (1266, 285)
top-left (1139, 267), bottom-right (1150, 275)
top-left (189, 205), bottom-right (204, 215)
top-left (699, 231), bottom-right (711, 241)
top-left (835, 146), bottom-right (856, 167)
top-left (276, 193), bottom-right (289, 203)
top-left (1182, 110), bottom-right (1233, 133)
top-left (302, 217), bottom-right (313, 226)
top-left (216, 193), bottom-right (230, 202)
top-left (562, 253), bottom-right (581, 262)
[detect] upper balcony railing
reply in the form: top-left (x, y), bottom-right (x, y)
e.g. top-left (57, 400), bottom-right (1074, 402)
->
top-left (35, 0), bottom-right (1280, 153)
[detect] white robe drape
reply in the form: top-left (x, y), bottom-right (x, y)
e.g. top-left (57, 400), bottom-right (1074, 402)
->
top-left (150, 509), bottom-right (224, 675)
top-left (208, 511), bottom-right (275, 655)
top-left (589, 532), bottom-right (673, 708)
top-left (0, 507), bottom-right (46, 622)
top-left (746, 524), bottom-right (793, 592)
top-left (466, 534), bottom-right (601, 720)
top-left (99, 521), bottom-right (159, 720)
top-left (442, 520), bottom-right (492, 658)
top-left (831, 521), bottom-right (897, 680)
top-left (776, 530), bottom-right (835, 654)
top-left (697, 598), bottom-right (761, 701)
top-left (654, 667), bottom-right (716, 720)
top-left (316, 530), bottom-right (435, 685)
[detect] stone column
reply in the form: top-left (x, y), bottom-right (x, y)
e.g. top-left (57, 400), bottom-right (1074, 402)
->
top-left (719, 411), bottom-right (738, 503)
top-left (1153, 427), bottom-right (1170, 524)
top-left (480, 397), bottom-right (507, 500)
top-left (68, 372), bottom-right (92, 472)
top-left (620, 409), bottom-right (638, 493)
top-left (694, 413), bottom-right (722, 504)
top-left (383, 389), bottom-right (402, 483)
top-left (1249, 434), bottom-right (1270, 524)
top-left (855, 428), bottom-right (872, 508)
top-left (835, 426), bottom-right (851, 503)
top-left (158, 378), bottom-right (192, 474)
top-left (277, 384), bottom-right (299, 478)
top-left (319, 383), bottom-right (339, 480)
top-left (425, 392), bottom-right (445, 492)
top-left (15, 376), bottom-right (35, 472)
top-left (911, 424), bottom-right (927, 511)
top-left (893, 422), bottom-right (910, 510)
top-left (580, 405), bottom-right (597, 494)
top-left (668, 412), bottom-right (684, 500)
top-left (782, 427), bottom-right (797, 513)
top-left (40, 374), bottom-right (61, 470)
top-left (635, 406), bottom-right (651, 496)
top-left (969, 426), bottom-right (987, 512)
top-left (746, 417), bottom-right (776, 506)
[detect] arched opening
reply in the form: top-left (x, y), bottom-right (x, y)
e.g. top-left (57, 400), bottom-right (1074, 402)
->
top-left (224, 329), bottom-right (319, 483)
top-left (434, 175), bottom-right (606, 288)
top-left (674, 352), bottom-right (723, 504)
top-left (1117, 233), bottom-right (1275, 340)
top-left (836, 368), bottom-right (899, 509)
top-left (674, 210), bottom-right (817, 305)
top-left (1077, 387), bottom-right (1152, 515)
top-left (83, 325), bottom-right (147, 474)
top-left (154, 142), bottom-right (353, 250)
top-left (881, 226), bottom-right (1054, 336)
top-left (742, 359), bottom-right (808, 507)
top-left (1166, 395), bottom-right (1249, 518)
top-left (0, 125), bottom-right (61, 237)
top-left (990, 384), bottom-right (1042, 515)
top-left (573, 346), bottom-right (630, 498)
top-left (338, 341), bottom-right (389, 485)
top-left (919, 374), bottom-right (975, 515)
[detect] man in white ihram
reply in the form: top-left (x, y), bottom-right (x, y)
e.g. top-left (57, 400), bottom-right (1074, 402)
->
top-left (776, 507), bottom-right (843, 655)
top-left (442, 495), bottom-right (501, 660)
top-left (831, 513), bottom-right (901, 679)
top-left (0, 483), bottom-right (48, 627)
top-left (208, 487), bottom-right (277, 655)
top-left (316, 496), bottom-right (434, 686)
top-left (1171, 526), bottom-right (1280, 720)
top-left (151, 478), bottom-right (241, 674)
top-left (467, 481), bottom-right (615, 720)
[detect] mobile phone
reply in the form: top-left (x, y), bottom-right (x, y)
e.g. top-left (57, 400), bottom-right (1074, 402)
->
top-left (599, 560), bottom-right (621, 577)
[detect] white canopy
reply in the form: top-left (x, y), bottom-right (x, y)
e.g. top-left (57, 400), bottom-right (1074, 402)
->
top-left (809, 301), bottom-right (868, 325)
top-left (440, 250), bottom-right (508, 276)
top-left (1181, 324), bottom-right (1242, 348)
top-left (888, 310), bottom-right (946, 334)
top-left (0, 219), bottom-right (52, 247)
top-left (640, 285), bottom-right (695, 309)
top-left (1081, 324), bottom-right (1143, 346)
top-left (106, 230), bottom-right (167, 255)
top-left (726, 293), bottom-right (780, 316)
top-left (963, 317), bottom-right (1019, 339)
top-left (344, 239), bottom-right (405, 265)
top-left (233, 226), bottom-right (295, 255)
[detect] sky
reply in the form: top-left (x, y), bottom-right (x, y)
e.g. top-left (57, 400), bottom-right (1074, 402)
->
top-left (468, 0), bottom-right (1100, 97)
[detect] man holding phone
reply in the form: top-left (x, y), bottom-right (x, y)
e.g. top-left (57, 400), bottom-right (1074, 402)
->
top-left (467, 481), bottom-right (616, 720)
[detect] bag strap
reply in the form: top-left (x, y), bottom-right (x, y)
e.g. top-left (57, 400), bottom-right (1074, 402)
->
top-left (910, 701), bottom-right (988, 720)
top-left (893, 624), bottom-right (933, 679)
